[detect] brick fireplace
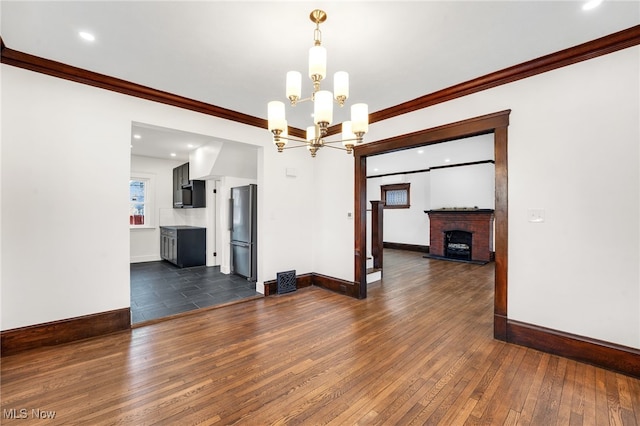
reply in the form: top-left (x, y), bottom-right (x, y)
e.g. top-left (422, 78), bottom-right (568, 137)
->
top-left (425, 209), bottom-right (495, 263)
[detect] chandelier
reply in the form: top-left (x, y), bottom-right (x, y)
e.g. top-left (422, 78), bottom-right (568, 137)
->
top-left (267, 9), bottom-right (369, 157)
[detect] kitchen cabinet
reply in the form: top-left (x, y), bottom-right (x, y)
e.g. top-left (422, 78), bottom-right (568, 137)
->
top-left (173, 162), bottom-right (206, 208)
top-left (178, 162), bottom-right (190, 187)
top-left (160, 226), bottom-right (206, 268)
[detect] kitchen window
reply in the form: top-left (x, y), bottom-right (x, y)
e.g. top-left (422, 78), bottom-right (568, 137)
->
top-left (381, 183), bottom-right (411, 209)
top-left (130, 173), bottom-right (155, 228)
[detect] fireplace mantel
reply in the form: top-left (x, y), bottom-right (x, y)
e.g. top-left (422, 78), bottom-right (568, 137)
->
top-left (424, 208), bottom-right (495, 214)
top-left (425, 209), bottom-right (495, 263)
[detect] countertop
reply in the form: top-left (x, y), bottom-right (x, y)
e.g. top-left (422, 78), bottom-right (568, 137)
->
top-left (160, 225), bottom-right (206, 230)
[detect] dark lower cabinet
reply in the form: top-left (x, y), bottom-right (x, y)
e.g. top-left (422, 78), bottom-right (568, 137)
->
top-left (160, 226), bottom-right (206, 268)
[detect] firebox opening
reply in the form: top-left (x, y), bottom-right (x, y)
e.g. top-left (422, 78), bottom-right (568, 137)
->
top-left (445, 230), bottom-right (472, 261)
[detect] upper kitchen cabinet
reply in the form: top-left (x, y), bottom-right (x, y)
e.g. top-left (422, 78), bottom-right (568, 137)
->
top-left (174, 162), bottom-right (190, 188)
top-left (173, 162), bottom-right (206, 208)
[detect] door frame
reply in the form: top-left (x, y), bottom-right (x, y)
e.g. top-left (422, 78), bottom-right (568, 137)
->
top-left (353, 110), bottom-right (510, 340)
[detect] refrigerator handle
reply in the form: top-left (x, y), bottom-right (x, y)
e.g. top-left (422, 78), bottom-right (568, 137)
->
top-left (228, 198), bottom-right (233, 231)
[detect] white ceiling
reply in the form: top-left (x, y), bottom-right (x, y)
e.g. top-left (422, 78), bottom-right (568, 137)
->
top-left (130, 122), bottom-right (259, 175)
top-left (130, 122), bottom-right (216, 162)
top-left (2, 1), bottom-right (638, 160)
top-left (367, 133), bottom-right (495, 176)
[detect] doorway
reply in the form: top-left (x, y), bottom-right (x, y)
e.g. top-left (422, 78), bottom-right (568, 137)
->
top-left (129, 122), bottom-right (262, 324)
top-left (354, 110), bottom-right (510, 340)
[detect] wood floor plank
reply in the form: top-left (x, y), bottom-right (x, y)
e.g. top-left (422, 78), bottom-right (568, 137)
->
top-left (605, 370), bottom-right (624, 426)
top-left (583, 364), bottom-right (599, 425)
top-left (556, 359), bottom-right (577, 425)
top-left (467, 344), bottom-right (527, 424)
top-left (595, 367), bottom-right (612, 424)
top-left (1, 249), bottom-right (639, 425)
top-left (530, 355), bottom-right (568, 425)
top-left (624, 374), bottom-right (640, 425)
top-left (432, 344), bottom-right (505, 425)
top-left (504, 348), bottom-right (551, 425)
top-left (569, 360), bottom-right (588, 425)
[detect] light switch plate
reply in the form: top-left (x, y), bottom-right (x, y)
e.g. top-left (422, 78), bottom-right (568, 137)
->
top-left (285, 168), bottom-right (297, 177)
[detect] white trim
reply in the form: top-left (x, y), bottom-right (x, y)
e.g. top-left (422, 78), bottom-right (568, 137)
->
top-left (130, 254), bottom-right (162, 263)
top-left (129, 172), bottom-right (156, 229)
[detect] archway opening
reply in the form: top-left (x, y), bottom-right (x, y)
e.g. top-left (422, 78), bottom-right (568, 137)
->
top-left (353, 110), bottom-right (510, 340)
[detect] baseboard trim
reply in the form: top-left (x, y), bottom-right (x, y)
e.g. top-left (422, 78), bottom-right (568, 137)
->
top-left (383, 242), bottom-right (429, 253)
top-left (130, 255), bottom-right (162, 263)
top-left (1, 308), bottom-right (131, 357)
top-left (507, 319), bottom-right (640, 378)
top-left (264, 272), bottom-right (358, 298)
top-left (312, 273), bottom-right (359, 298)
top-left (263, 273), bottom-right (312, 296)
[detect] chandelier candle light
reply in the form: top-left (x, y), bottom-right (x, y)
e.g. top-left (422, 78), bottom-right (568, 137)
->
top-left (267, 9), bottom-right (369, 157)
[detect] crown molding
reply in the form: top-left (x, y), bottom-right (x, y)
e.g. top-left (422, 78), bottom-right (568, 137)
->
top-left (2, 25), bottom-right (638, 138)
top-left (0, 43), bottom-right (307, 138)
top-left (328, 25), bottom-right (640, 135)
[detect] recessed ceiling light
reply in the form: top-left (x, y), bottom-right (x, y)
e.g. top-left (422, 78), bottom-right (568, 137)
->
top-left (582, 0), bottom-right (603, 11)
top-left (133, 134), bottom-right (141, 139)
top-left (187, 144), bottom-right (194, 148)
top-left (170, 153), bottom-right (177, 157)
top-left (374, 168), bottom-right (379, 172)
top-left (444, 158), bottom-right (451, 163)
top-left (78, 31), bottom-right (95, 42)
top-left (417, 150), bottom-right (424, 154)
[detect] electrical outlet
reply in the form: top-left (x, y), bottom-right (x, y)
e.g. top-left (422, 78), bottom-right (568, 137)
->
top-left (528, 208), bottom-right (545, 223)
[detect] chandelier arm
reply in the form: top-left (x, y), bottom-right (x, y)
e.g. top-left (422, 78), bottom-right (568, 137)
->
top-left (294, 96), bottom-right (314, 104)
top-left (275, 134), bottom-right (309, 143)
top-left (281, 144), bottom-right (313, 150)
top-left (321, 137), bottom-right (361, 145)
top-left (322, 144), bottom-right (347, 151)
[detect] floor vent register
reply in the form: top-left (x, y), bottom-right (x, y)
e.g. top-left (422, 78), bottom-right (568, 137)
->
top-left (277, 270), bottom-right (297, 294)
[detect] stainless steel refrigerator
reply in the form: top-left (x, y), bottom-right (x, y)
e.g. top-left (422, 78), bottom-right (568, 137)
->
top-left (230, 184), bottom-right (257, 281)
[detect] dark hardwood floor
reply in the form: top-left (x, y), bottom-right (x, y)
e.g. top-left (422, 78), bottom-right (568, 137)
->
top-left (130, 261), bottom-right (262, 324)
top-left (2, 250), bottom-right (639, 424)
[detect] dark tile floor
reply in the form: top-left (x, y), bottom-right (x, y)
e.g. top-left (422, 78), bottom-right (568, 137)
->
top-left (130, 261), bottom-right (262, 324)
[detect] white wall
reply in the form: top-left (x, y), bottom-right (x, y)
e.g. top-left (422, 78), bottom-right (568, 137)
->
top-left (1, 65), bottom-right (314, 330)
top-left (367, 172), bottom-right (431, 246)
top-left (130, 155), bottom-right (185, 263)
top-left (366, 164), bottom-right (494, 247)
top-left (189, 142), bottom-right (223, 179)
top-left (312, 147), bottom-right (355, 281)
top-left (1, 68), bottom-right (131, 330)
top-left (261, 146), bottom-right (315, 281)
top-left (360, 47), bottom-right (640, 349)
top-left (365, 135), bottom-right (495, 247)
top-left (2, 44), bottom-right (638, 351)
top-left (430, 163), bottom-right (495, 209)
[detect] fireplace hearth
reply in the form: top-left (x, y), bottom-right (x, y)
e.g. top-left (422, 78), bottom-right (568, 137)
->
top-left (425, 209), bottom-right (494, 264)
